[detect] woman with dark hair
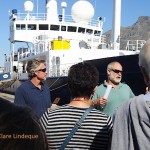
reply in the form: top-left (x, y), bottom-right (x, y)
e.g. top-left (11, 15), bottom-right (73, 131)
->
top-left (0, 98), bottom-right (48, 150)
top-left (41, 62), bottom-right (113, 149)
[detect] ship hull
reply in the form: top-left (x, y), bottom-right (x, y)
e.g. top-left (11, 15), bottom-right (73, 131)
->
top-left (86, 54), bottom-right (145, 96)
top-left (0, 54), bottom-right (146, 105)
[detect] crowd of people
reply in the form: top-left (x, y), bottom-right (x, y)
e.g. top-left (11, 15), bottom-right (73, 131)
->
top-left (1, 39), bottom-right (150, 149)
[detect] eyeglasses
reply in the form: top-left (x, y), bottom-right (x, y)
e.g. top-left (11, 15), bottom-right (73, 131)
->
top-left (111, 69), bottom-right (123, 74)
top-left (37, 68), bottom-right (47, 73)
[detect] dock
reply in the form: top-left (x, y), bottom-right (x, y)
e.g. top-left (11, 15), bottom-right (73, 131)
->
top-left (0, 92), bottom-right (58, 108)
top-left (0, 92), bottom-right (14, 102)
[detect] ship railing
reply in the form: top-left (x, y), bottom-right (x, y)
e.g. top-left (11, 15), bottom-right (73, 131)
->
top-left (49, 62), bottom-right (78, 77)
top-left (11, 13), bottom-right (103, 27)
top-left (101, 35), bottom-right (107, 44)
top-left (18, 52), bottom-right (30, 60)
top-left (126, 40), bottom-right (146, 51)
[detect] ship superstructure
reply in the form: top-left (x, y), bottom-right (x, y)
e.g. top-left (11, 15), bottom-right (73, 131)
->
top-left (1, 0), bottom-right (146, 103)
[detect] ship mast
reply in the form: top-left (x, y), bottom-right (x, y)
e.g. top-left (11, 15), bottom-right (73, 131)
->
top-left (112, 0), bottom-right (121, 50)
top-left (46, 0), bottom-right (58, 22)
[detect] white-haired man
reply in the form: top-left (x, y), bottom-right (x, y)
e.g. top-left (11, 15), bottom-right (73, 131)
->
top-left (111, 40), bottom-right (150, 150)
top-left (92, 61), bottom-right (135, 117)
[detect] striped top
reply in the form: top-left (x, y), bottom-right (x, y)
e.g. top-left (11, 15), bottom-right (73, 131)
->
top-left (40, 105), bottom-right (113, 150)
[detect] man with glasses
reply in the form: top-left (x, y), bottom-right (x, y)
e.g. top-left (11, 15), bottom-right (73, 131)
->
top-left (92, 61), bottom-right (134, 117)
top-left (14, 58), bottom-right (52, 118)
top-left (110, 39), bottom-right (150, 150)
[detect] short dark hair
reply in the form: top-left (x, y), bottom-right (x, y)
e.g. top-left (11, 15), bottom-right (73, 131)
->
top-left (0, 98), bottom-right (48, 150)
top-left (68, 62), bottom-right (99, 98)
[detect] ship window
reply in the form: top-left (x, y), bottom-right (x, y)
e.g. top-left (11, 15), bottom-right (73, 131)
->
top-left (16, 24), bottom-right (26, 30)
top-left (68, 26), bottom-right (77, 32)
top-left (13, 66), bottom-right (17, 72)
top-left (39, 24), bottom-right (48, 30)
top-left (50, 25), bottom-right (60, 31)
top-left (21, 24), bottom-right (26, 30)
top-left (16, 24), bottom-right (20, 30)
top-left (61, 26), bottom-right (66, 31)
top-left (23, 48), bottom-right (28, 53)
top-left (94, 30), bottom-right (101, 36)
top-left (78, 27), bottom-right (85, 33)
top-left (86, 29), bottom-right (93, 34)
top-left (14, 55), bottom-right (18, 61)
top-left (27, 24), bottom-right (36, 30)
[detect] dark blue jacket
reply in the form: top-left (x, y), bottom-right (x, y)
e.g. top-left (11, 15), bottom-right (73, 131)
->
top-left (14, 80), bottom-right (51, 118)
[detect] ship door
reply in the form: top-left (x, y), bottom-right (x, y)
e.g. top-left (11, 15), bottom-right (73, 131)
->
top-left (56, 57), bottom-right (60, 76)
top-left (13, 66), bottom-right (17, 73)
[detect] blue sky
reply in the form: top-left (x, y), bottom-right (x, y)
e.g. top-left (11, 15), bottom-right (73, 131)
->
top-left (0, 0), bottom-right (150, 67)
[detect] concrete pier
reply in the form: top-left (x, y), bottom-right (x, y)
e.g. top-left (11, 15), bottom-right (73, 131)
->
top-left (0, 92), bottom-right (14, 102)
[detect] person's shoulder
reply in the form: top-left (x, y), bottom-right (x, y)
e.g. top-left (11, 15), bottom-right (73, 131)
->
top-left (117, 94), bottom-right (144, 111)
top-left (96, 83), bottom-right (105, 89)
top-left (120, 82), bottom-right (128, 86)
top-left (21, 80), bottom-right (31, 85)
top-left (41, 105), bottom-right (63, 118)
top-left (42, 105), bottom-right (77, 119)
top-left (129, 94), bottom-right (145, 103)
top-left (47, 105), bottom-right (69, 113)
top-left (91, 108), bottom-right (112, 119)
top-left (114, 98), bottom-right (132, 117)
top-left (42, 82), bottom-right (49, 88)
top-left (17, 80), bottom-right (31, 90)
top-left (94, 110), bottom-right (113, 125)
top-left (120, 82), bottom-right (131, 88)
top-left (114, 94), bottom-right (146, 121)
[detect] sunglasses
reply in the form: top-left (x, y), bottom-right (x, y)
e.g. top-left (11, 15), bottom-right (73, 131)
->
top-left (111, 69), bottom-right (123, 74)
top-left (37, 68), bottom-right (47, 72)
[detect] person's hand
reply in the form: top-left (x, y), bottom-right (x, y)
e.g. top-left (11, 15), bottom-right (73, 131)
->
top-left (92, 97), bottom-right (107, 108)
top-left (98, 97), bottom-right (107, 108)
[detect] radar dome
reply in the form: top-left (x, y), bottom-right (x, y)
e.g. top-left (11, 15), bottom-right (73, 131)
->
top-left (71, 0), bottom-right (94, 24)
top-left (24, 1), bottom-right (34, 12)
top-left (61, 2), bottom-right (67, 8)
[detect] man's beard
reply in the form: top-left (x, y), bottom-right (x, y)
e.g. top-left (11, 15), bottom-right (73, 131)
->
top-left (109, 75), bottom-right (121, 84)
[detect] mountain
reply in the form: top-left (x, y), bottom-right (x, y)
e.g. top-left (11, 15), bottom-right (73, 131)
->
top-left (104, 16), bottom-right (150, 49)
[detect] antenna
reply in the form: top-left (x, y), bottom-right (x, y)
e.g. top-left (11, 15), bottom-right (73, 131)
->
top-left (94, 0), bottom-right (96, 13)
top-left (61, 2), bottom-right (67, 22)
top-left (37, 0), bottom-right (38, 17)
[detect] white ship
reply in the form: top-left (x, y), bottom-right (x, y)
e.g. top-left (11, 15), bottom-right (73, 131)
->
top-left (0, 0), bottom-right (146, 104)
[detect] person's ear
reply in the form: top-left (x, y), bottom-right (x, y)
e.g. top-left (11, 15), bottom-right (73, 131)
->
top-left (34, 70), bottom-right (38, 76)
top-left (107, 69), bottom-right (111, 76)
